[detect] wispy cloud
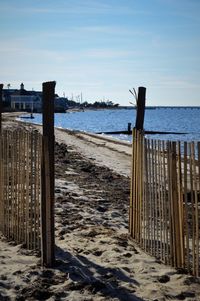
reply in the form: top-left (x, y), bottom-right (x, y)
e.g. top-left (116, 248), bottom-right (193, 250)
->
top-left (0, 1), bottom-right (116, 15)
top-left (1, 0), bottom-right (153, 16)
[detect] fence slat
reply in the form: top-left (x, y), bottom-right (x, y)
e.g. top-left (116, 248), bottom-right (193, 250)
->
top-left (177, 141), bottom-right (184, 267)
top-left (158, 140), bottom-right (163, 260)
top-left (147, 139), bottom-right (151, 252)
top-left (150, 139), bottom-right (154, 255)
top-left (197, 142), bottom-right (200, 276)
top-left (183, 142), bottom-right (190, 271)
top-left (129, 129), bottom-right (134, 236)
top-left (189, 143), bottom-right (195, 274)
top-left (193, 142), bottom-right (199, 276)
top-left (143, 138), bottom-right (148, 251)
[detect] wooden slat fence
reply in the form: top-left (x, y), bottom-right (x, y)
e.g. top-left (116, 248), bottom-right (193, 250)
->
top-left (0, 128), bottom-right (42, 250)
top-left (130, 129), bottom-right (200, 276)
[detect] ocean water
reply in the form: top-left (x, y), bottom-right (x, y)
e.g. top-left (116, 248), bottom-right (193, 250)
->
top-left (20, 107), bottom-right (200, 142)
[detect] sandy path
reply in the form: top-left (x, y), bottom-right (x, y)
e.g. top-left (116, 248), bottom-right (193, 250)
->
top-left (54, 128), bottom-right (132, 177)
top-left (14, 120), bottom-right (132, 177)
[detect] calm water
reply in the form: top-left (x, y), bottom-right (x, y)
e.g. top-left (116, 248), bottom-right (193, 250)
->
top-left (20, 108), bottom-right (200, 142)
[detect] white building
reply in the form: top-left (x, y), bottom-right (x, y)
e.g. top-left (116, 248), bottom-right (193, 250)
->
top-left (10, 95), bottom-right (42, 112)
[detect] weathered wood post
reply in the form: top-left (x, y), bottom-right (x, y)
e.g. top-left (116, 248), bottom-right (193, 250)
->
top-left (128, 122), bottom-right (131, 134)
top-left (0, 84), bottom-right (3, 231)
top-left (41, 81), bottom-right (56, 267)
top-left (135, 87), bottom-right (146, 130)
top-left (0, 84), bottom-right (3, 132)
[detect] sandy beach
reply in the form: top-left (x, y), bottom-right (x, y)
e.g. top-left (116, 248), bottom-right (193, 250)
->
top-left (0, 116), bottom-right (200, 301)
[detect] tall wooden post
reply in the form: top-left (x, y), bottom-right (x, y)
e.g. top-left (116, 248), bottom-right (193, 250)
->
top-left (0, 84), bottom-right (3, 233)
top-left (41, 81), bottom-right (56, 267)
top-left (135, 87), bottom-right (146, 130)
top-left (0, 84), bottom-right (3, 132)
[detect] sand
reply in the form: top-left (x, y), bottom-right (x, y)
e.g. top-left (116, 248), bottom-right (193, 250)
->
top-left (0, 117), bottom-right (200, 301)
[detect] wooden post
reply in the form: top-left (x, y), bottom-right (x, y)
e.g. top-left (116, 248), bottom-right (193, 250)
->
top-left (0, 84), bottom-right (3, 132)
top-left (0, 84), bottom-right (3, 235)
top-left (41, 81), bottom-right (56, 267)
top-left (135, 87), bottom-right (146, 131)
top-left (128, 123), bottom-right (131, 134)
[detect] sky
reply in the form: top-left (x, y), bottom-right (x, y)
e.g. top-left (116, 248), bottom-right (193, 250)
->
top-left (0, 0), bottom-right (200, 106)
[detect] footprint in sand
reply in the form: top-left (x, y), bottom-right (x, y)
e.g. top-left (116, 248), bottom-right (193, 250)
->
top-left (92, 250), bottom-right (104, 257)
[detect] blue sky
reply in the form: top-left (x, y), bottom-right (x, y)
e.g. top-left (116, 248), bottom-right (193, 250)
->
top-left (0, 0), bottom-right (200, 106)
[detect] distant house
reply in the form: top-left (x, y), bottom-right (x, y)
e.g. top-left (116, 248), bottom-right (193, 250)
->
top-left (2, 83), bottom-right (68, 113)
top-left (10, 83), bottom-right (42, 112)
top-left (11, 95), bottom-right (42, 112)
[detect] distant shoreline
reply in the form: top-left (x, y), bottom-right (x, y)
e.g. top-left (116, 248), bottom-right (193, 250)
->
top-left (2, 106), bottom-right (200, 119)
